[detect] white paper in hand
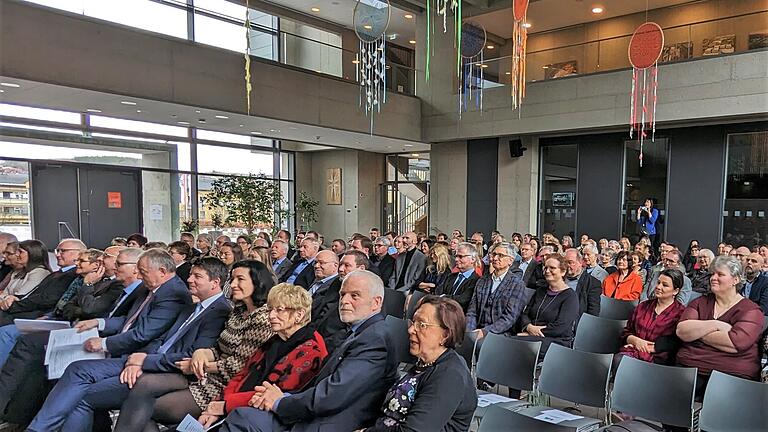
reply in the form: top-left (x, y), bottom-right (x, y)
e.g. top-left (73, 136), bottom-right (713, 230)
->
top-left (44, 328), bottom-right (104, 378)
top-left (176, 414), bottom-right (206, 432)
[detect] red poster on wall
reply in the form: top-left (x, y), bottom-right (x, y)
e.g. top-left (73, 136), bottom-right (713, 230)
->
top-left (108, 192), bottom-right (122, 209)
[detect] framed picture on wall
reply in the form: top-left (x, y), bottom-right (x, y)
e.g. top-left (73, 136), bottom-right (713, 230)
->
top-left (552, 192), bottom-right (575, 207)
top-left (702, 34), bottom-right (735, 56)
top-left (661, 42), bottom-right (693, 62)
top-left (544, 60), bottom-right (578, 80)
top-left (326, 168), bottom-right (342, 205)
top-left (748, 31), bottom-right (768, 50)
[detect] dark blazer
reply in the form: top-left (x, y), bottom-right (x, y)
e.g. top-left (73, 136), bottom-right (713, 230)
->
top-left (59, 277), bottom-right (125, 321)
top-left (526, 261), bottom-right (548, 291)
top-left (281, 258), bottom-right (316, 289)
top-left (273, 257), bottom-right (293, 281)
top-left (575, 271), bottom-right (602, 318)
top-left (310, 277), bottom-right (346, 355)
top-left (139, 294), bottom-right (232, 372)
top-left (438, 271), bottom-right (480, 312)
top-left (176, 261), bottom-right (192, 287)
top-left (274, 313), bottom-right (398, 432)
top-left (372, 255), bottom-right (396, 286)
top-left (746, 273), bottom-right (768, 315)
top-left (0, 267), bottom-right (79, 326)
top-left (389, 249), bottom-right (428, 293)
top-left (518, 259), bottom-right (538, 287)
top-left (368, 349), bottom-right (477, 432)
top-left (102, 275), bottom-right (192, 356)
top-left (465, 268), bottom-right (527, 337)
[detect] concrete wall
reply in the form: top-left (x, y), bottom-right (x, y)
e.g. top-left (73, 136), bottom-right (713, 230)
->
top-left (0, 0), bottom-right (421, 142)
top-left (497, 137), bottom-right (539, 235)
top-left (428, 141), bottom-right (467, 235)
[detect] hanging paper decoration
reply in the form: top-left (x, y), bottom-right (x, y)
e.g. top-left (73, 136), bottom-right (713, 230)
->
top-left (425, 1), bottom-right (462, 82)
top-left (628, 22), bottom-right (663, 166)
top-left (353, 0), bottom-right (391, 133)
top-left (458, 23), bottom-right (486, 117)
top-left (244, 0), bottom-right (253, 115)
top-left (510, 0), bottom-right (529, 111)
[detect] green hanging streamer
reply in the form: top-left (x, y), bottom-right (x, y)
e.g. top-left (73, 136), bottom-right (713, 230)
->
top-left (426, 0), bottom-right (431, 81)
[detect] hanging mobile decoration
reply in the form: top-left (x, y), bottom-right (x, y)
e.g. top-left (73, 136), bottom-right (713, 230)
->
top-left (458, 23), bottom-right (486, 117)
top-left (425, 1), bottom-right (463, 82)
top-left (353, 0), bottom-right (391, 133)
top-left (244, 0), bottom-right (253, 115)
top-left (628, 22), bottom-right (663, 167)
top-left (510, 0), bottom-right (529, 112)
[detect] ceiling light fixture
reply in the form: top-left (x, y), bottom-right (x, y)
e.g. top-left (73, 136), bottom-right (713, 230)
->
top-left (177, 121), bottom-right (190, 125)
top-left (411, 153), bottom-right (419, 157)
top-left (505, 71), bottom-right (511, 75)
top-left (479, 64), bottom-right (489, 68)
top-left (487, 44), bottom-right (495, 49)
top-left (136, 109), bottom-right (142, 113)
top-left (0, 82), bottom-right (20, 88)
top-left (251, 131), bottom-right (263, 135)
top-left (311, 7), bottom-right (320, 13)
top-left (86, 108), bottom-right (102, 113)
top-left (591, 6), bottom-right (604, 14)
top-left (215, 115), bottom-right (229, 119)
top-left (404, 14), bottom-right (413, 19)
top-left (195, 109), bottom-right (201, 114)
top-left (409, 40), bottom-right (416, 44)
top-left (352, 59), bottom-right (360, 64)
top-left (522, 22), bottom-right (532, 29)
top-left (404, 144), bottom-right (414, 147)
top-left (363, 24), bottom-right (372, 30)
top-left (120, 101), bottom-right (137, 106)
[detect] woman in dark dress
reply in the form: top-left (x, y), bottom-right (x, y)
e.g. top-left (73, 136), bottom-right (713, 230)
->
top-left (361, 296), bottom-right (477, 432)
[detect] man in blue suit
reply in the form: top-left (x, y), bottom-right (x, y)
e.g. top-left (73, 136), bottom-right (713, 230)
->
top-left (220, 269), bottom-right (398, 432)
top-left (27, 249), bottom-right (196, 432)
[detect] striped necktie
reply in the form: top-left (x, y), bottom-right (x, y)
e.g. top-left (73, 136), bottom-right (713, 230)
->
top-left (121, 291), bottom-right (155, 333)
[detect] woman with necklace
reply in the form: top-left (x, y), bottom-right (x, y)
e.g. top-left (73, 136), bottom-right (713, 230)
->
top-left (601, 250), bottom-right (644, 301)
top-left (361, 296), bottom-right (477, 432)
top-left (517, 254), bottom-right (580, 358)
top-left (618, 268), bottom-right (686, 366)
top-left (676, 255), bottom-right (763, 399)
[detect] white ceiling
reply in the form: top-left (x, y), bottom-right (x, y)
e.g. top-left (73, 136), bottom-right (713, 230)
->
top-left (0, 77), bottom-right (430, 153)
top-left (469, 0), bottom-right (696, 38)
top-left (268, 0), bottom-right (417, 44)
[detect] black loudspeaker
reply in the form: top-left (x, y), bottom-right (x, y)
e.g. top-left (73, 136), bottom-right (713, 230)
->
top-left (509, 139), bottom-right (527, 158)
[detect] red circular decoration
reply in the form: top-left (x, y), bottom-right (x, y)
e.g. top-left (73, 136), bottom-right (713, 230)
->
top-left (513, 0), bottom-right (529, 21)
top-left (628, 22), bottom-right (664, 69)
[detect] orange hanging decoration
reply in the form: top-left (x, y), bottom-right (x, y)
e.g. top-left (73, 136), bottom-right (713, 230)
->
top-left (628, 22), bottom-right (663, 167)
top-left (510, 0), bottom-right (529, 113)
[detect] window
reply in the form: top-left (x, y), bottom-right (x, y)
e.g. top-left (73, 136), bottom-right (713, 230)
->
top-left (723, 132), bottom-right (768, 248)
top-left (0, 103), bottom-right (81, 124)
top-left (622, 139), bottom-right (669, 239)
top-left (90, 116), bottom-right (188, 137)
top-left (539, 145), bottom-right (577, 238)
top-left (196, 144), bottom-right (274, 177)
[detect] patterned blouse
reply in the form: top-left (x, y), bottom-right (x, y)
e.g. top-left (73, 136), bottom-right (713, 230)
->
top-left (373, 363), bottom-right (430, 429)
top-left (189, 303), bottom-right (273, 410)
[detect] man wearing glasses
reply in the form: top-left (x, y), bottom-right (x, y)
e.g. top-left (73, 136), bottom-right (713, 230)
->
top-left (0, 232), bottom-right (18, 282)
top-left (465, 243), bottom-right (527, 341)
top-left (438, 242), bottom-right (480, 312)
top-left (370, 236), bottom-right (395, 284)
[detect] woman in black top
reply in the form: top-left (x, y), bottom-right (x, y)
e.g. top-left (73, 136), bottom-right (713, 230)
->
top-left (517, 254), bottom-right (580, 355)
top-left (362, 296), bottom-right (477, 432)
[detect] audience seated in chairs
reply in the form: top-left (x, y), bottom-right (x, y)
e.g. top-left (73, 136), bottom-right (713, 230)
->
top-left (602, 250), bottom-right (643, 301)
top-left (676, 255), bottom-right (764, 399)
top-left (280, 237), bottom-right (320, 289)
top-left (563, 248), bottom-right (601, 319)
top-left (690, 248), bottom-right (715, 294)
top-left (414, 242), bottom-right (453, 296)
top-left (438, 242), bottom-right (480, 313)
top-left (0, 239), bottom-right (52, 306)
top-left (167, 241), bottom-right (193, 286)
top-left (365, 296), bottom-right (477, 431)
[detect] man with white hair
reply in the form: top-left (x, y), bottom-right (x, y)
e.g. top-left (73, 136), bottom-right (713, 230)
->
top-left (370, 236), bottom-right (395, 283)
top-left (280, 237), bottom-right (320, 289)
top-left (582, 244), bottom-right (608, 282)
top-left (270, 239), bottom-right (292, 280)
top-left (220, 270), bottom-right (398, 432)
top-left (439, 242), bottom-right (480, 312)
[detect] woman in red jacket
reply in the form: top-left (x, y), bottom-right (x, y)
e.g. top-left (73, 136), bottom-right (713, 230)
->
top-left (602, 250), bottom-right (644, 301)
top-left (198, 283), bottom-right (328, 428)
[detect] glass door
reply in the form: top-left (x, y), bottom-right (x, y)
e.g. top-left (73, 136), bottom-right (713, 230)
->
top-left (622, 138), bottom-right (669, 242)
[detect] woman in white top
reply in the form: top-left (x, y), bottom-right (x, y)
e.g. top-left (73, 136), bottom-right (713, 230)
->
top-left (0, 239), bottom-right (52, 310)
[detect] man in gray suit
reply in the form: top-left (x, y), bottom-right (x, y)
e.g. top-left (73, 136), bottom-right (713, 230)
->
top-left (270, 239), bottom-right (293, 281)
top-left (388, 231), bottom-right (427, 293)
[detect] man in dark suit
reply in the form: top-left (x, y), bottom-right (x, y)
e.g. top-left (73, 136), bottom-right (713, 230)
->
top-left (0, 247), bottom-right (146, 426)
top-left (564, 248), bottom-right (601, 320)
top-left (370, 236), bottom-right (395, 284)
top-left (220, 269), bottom-right (398, 432)
top-left (516, 242), bottom-right (539, 288)
top-left (438, 242), bottom-right (480, 312)
top-left (743, 253), bottom-right (768, 314)
top-left (0, 238), bottom-right (85, 326)
top-left (526, 245), bottom-right (555, 291)
top-left (466, 243), bottom-right (527, 339)
top-left (307, 250), bottom-right (345, 354)
top-left (27, 255), bottom-right (224, 432)
top-left (168, 241), bottom-right (193, 287)
top-left (280, 237), bottom-right (320, 289)
top-left (389, 232), bottom-right (427, 293)
top-left (271, 239), bottom-right (293, 281)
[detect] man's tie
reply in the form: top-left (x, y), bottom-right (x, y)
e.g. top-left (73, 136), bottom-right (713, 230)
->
top-left (121, 291), bottom-right (155, 333)
top-left (452, 274), bottom-right (466, 295)
top-left (156, 303), bottom-right (202, 354)
top-left (108, 290), bottom-right (129, 318)
top-left (308, 280), bottom-right (323, 296)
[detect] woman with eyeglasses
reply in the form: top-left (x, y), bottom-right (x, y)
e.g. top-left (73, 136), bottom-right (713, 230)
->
top-left (602, 250), bottom-right (644, 301)
top-left (197, 283), bottom-right (328, 428)
top-left (360, 296), bottom-right (477, 432)
top-left (0, 240), bottom-right (52, 309)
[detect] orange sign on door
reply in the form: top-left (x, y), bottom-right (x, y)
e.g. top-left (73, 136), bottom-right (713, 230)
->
top-left (108, 192), bottom-right (122, 209)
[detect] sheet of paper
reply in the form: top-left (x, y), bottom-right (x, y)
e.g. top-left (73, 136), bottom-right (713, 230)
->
top-left (176, 415), bottom-right (205, 432)
top-left (477, 392), bottom-right (517, 408)
top-left (533, 409), bottom-right (584, 424)
top-left (44, 328), bottom-right (100, 366)
top-left (46, 346), bottom-right (105, 379)
top-left (14, 319), bottom-right (70, 334)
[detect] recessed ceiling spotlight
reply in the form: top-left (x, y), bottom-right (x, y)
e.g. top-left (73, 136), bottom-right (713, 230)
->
top-left (479, 64), bottom-right (489, 68)
top-left (215, 115), bottom-right (229, 119)
top-left (522, 22), bottom-right (532, 29)
top-left (120, 101), bottom-right (137, 106)
top-left (239, 124), bottom-right (244, 127)
top-left (487, 44), bottom-right (495, 49)
top-left (195, 109), bottom-right (201, 114)
top-left (591, 6), bottom-right (604, 14)
top-left (86, 108), bottom-right (102, 113)
top-left (136, 109), bottom-right (142, 113)
top-left (404, 144), bottom-right (414, 147)
top-left (269, 129), bottom-right (277, 132)
top-left (251, 131), bottom-right (263, 135)
top-left (198, 118), bottom-right (206, 123)
top-left (311, 7), bottom-right (320, 13)
top-left (0, 82), bottom-right (20, 88)
top-left (0, 90), bottom-right (4, 93)
top-left (411, 153), bottom-right (419, 157)
top-left (177, 121), bottom-right (190, 125)
top-left (363, 24), bottom-right (372, 30)
top-left (171, 114), bottom-right (178, 118)
top-left (409, 40), bottom-right (416, 44)
top-left (404, 14), bottom-right (413, 19)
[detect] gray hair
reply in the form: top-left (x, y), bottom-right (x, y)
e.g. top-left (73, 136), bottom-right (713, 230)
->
top-left (491, 242), bottom-right (518, 257)
top-left (197, 233), bottom-right (213, 244)
top-left (375, 236), bottom-right (391, 247)
top-left (601, 248), bottom-right (617, 259)
top-left (582, 244), bottom-right (598, 256)
top-left (711, 255), bottom-right (743, 286)
top-left (698, 248), bottom-right (715, 262)
top-left (565, 248), bottom-right (583, 260)
top-left (119, 247), bottom-right (143, 263)
top-left (456, 242), bottom-right (478, 258)
top-left (272, 239), bottom-right (289, 252)
top-left (60, 238), bottom-right (87, 250)
top-left (301, 237), bottom-right (321, 248)
top-left (138, 248), bottom-right (177, 273)
top-left (0, 232), bottom-right (18, 243)
top-left (539, 245), bottom-right (554, 255)
top-left (666, 249), bottom-right (684, 268)
top-left (608, 240), bottom-right (621, 249)
top-left (342, 269), bottom-right (384, 299)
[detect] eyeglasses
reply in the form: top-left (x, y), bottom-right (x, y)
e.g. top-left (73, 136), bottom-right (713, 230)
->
top-left (55, 248), bottom-right (81, 254)
top-left (408, 319), bottom-right (443, 332)
top-left (374, 244), bottom-right (386, 248)
top-left (455, 254), bottom-right (472, 259)
top-left (490, 252), bottom-right (511, 259)
top-left (266, 306), bottom-right (294, 313)
top-left (76, 259), bottom-right (96, 264)
top-left (116, 261), bottom-right (137, 267)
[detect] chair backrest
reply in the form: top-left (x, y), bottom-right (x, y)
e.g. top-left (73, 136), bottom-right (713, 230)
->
top-left (405, 290), bottom-right (428, 320)
top-left (523, 287), bottom-right (537, 304)
top-left (699, 371), bottom-right (768, 432)
top-left (687, 290), bottom-right (703, 305)
top-left (611, 356), bottom-right (698, 428)
top-left (383, 288), bottom-right (406, 319)
top-left (384, 315), bottom-right (415, 364)
top-left (479, 405), bottom-right (573, 432)
top-left (455, 331), bottom-right (478, 371)
top-left (573, 313), bottom-right (626, 354)
top-left (537, 343), bottom-right (613, 408)
top-left (599, 295), bottom-right (638, 320)
top-left (475, 333), bottom-right (541, 392)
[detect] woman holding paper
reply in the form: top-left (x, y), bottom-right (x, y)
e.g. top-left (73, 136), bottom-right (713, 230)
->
top-left (0, 239), bottom-right (52, 310)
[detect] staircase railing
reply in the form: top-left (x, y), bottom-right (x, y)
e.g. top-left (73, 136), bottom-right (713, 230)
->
top-left (397, 194), bottom-right (428, 233)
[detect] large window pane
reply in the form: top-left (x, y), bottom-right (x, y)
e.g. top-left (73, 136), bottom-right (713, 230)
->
top-left (622, 139), bottom-right (668, 241)
top-left (723, 132), bottom-right (768, 248)
top-left (195, 14), bottom-right (246, 53)
top-left (197, 144), bottom-right (273, 177)
top-left (281, 19), bottom-right (342, 76)
top-left (0, 159), bottom-right (32, 240)
top-left (540, 145), bottom-right (577, 238)
top-left (90, 116), bottom-right (188, 137)
top-left (0, 103), bottom-right (81, 124)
